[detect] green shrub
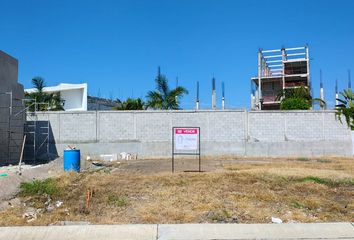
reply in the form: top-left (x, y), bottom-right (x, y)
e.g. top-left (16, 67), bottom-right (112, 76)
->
top-left (280, 98), bottom-right (310, 110)
top-left (20, 178), bottom-right (60, 197)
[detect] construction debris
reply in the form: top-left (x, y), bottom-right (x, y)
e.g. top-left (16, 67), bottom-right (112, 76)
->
top-left (22, 207), bottom-right (38, 222)
top-left (97, 152), bottom-right (138, 161)
top-left (271, 216), bottom-right (283, 224)
top-left (66, 145), bottom-right (77, 150)
top-left (119, 152), bottom-right (137, 160)
top-left (100, 154), bottom-right (119, 162)
top-left (55, 200), bottom-right (63, 207)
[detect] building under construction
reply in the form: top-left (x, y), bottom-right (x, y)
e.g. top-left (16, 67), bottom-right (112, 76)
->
top-left (0, 50), bottom-right (25, 165)
top-left (251, 46), bottom-right (310, 110)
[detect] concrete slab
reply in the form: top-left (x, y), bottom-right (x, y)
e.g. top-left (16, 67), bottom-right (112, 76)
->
top-left (0, 224), bottom-right (157, 240)
top-left (158, 223), bottom-right (354, 240)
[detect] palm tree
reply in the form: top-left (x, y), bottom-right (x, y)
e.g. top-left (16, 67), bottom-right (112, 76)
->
top-left (146, 72), bottom-right (188, 110)
top-left (113, 98), bottom-right (145, 110)
top-left (275, 86), bottom-right (325, 110)
top-left (336, 88), bottom-right (354, 130)
top-left (25, 77), bottom-right (64, 111)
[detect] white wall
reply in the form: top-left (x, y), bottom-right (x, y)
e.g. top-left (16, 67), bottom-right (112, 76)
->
top-left (61, 89), bottom-right (84, 111)
top-left (25, 83), bottom-right (88, 111)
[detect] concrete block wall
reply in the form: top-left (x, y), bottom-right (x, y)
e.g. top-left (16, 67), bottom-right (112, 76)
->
top-left (0, 51), bottom-right (25, 165)
top-left (246, 111), bottom-right (352, 157)
top-left (26, 110), bottom-right (352, 160)
top-left (60, 113), bottom-right (97, 142)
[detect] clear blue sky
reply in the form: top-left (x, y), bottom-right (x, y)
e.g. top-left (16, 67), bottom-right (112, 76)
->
top-left (1, 0), bottom-right (354, 109)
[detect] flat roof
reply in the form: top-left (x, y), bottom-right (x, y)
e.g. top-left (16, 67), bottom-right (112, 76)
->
top-left (25, 83), bottom-right (87, 93)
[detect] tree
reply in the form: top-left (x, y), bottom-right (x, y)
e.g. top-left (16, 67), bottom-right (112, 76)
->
top-left (25, 77), bottom-right (64, 111)
top-left (336, 88), bottom-right (354, 130)
top-left (113, 98), bottom-right (145, 110)
top-left (276, 86), bottom-right (324, 110)
top-left (146, 73), bottom-right (188, 110)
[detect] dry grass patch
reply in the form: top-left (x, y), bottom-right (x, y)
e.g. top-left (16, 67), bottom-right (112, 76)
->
top-left (0, 157), bottom-right (353, 225)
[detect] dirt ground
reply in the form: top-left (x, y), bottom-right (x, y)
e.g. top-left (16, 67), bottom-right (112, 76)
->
top-left (0, 156), bottom-right (353, 225)
top-left (115, 157), bottom-right (274, 173)
top-left (0, 159), bottom-right (63, 202)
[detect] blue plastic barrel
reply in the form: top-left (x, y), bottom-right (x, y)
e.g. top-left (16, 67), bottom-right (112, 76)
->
top-left (63, 149), bottom-right (80, 172)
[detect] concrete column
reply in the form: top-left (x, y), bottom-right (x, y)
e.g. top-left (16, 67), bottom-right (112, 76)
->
top-left (250, 93), bottom-right (255, 110)
top-left (257, 50), bottom-right (262, 110)
top-left (320, 70), bottom-right (325, 110)
top-left (212, 78), bottom-right (216, 110)
top-left (196, 81), bottom-right (200, 110)
top-left (281, 48), bottom-right (286, 98)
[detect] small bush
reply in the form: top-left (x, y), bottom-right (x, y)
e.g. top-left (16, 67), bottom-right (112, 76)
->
top-left (20, 179), bottom-right (60, 197)
top-left (280, 98), bottom-right (310, 110)
top-left (107, 194), bottom-right (129, 207)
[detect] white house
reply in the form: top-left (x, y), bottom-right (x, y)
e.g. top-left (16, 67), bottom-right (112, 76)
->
top-left (25, 83), bottom-right (88, 111)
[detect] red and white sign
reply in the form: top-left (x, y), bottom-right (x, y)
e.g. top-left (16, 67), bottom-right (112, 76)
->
top-left (174, 128), bottom-right (198, 151)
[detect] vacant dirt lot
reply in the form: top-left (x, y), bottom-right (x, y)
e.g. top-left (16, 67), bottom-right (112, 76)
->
top-left (0, 157), bottom-right (353, 225)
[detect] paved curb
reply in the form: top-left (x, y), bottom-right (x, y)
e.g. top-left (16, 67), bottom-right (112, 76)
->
top-left (158, 222), bottom-right (354, 240)
top-left (0, 224), bottom-right (157, 240)
top-left (0, 223), bottom-right (353, 240)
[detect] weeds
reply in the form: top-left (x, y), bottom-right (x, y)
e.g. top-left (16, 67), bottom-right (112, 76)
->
top-left (207, 209), bottom-right (234, 223)
top-left (296, 157), bottom-right (310, 162)
top-left (20, 179), bottom-right (60, 197)
top-left (316, 159), bottom-right (332, 163)
top-left (298, 176), bottom-right (354, 186)
top-left (1, 157), bottom-right (353, 226)
top-left (291, 201), bottom-right (305, 209)
top-left (299, 176), bottom-right (328, 185)
top-left (107, 194), bottom-right (129, 207)
top-left (177, 179), bottom-right (188, 187)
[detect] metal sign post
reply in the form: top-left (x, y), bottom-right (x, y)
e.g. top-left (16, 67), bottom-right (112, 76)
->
top-left (172, 127), bottom-right (201, 173)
